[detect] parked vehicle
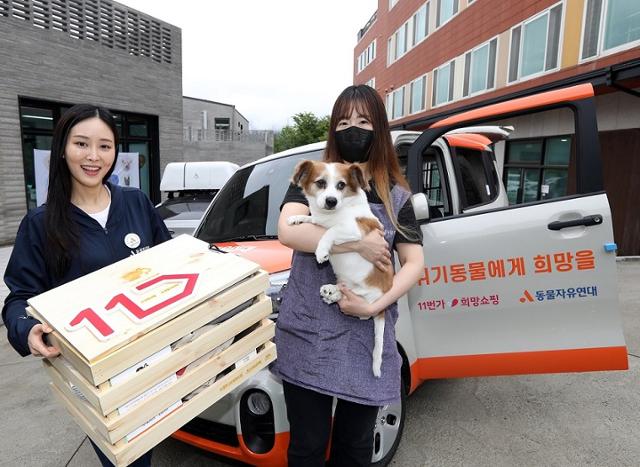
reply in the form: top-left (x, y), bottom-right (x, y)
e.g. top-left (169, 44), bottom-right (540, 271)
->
top-left (172, 84), bottom-right (628, 466)
top-left (156, 161), bottom-right (239, 237)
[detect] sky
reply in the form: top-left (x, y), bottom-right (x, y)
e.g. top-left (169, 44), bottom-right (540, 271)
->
top-left (118, 0), bottom-right (379, 131)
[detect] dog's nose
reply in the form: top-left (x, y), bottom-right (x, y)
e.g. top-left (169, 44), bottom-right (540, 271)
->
top-left (325, 197), bottom-right (337, 209)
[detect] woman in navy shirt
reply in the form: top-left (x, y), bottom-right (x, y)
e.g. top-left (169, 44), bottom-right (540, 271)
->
top-left (3, 104), bottom-right (170, 467)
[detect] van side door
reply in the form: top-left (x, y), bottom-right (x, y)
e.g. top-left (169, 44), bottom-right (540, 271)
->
top-left (405, 84), bottom-right (627, 387)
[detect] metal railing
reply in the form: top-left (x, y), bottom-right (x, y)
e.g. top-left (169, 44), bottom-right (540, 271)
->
top-left (357, 10), bottom-right (377, 41)
top-left (183, 128), bottom-right (274, 144)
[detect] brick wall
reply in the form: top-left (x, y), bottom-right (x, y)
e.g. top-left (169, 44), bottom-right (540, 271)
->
top-left (0, 5), bottom-right (183, 244)
top-left (354, 0), bottom-right (640, 126)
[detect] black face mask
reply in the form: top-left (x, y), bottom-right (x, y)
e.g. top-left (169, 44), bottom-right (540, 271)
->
top-left (335, 126), bottom-right (374, 163)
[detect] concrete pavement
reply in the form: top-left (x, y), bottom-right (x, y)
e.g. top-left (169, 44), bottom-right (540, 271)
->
top-left (1, 246), bottom-right (638, 466)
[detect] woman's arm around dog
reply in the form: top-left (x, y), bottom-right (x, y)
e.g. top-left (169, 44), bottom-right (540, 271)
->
top-left (278, 202), bottom-right (391, 270)
top-left (338, 242), bottom-right (424, 317)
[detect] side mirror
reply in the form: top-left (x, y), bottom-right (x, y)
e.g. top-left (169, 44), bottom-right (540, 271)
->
top-left (411, 193), bottom-right (430, 221)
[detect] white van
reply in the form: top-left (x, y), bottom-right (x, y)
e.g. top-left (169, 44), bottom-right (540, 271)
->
top-left (156, 161), bottom-right (239, 237)
top-left (172, 84), bottom-right (627, 466)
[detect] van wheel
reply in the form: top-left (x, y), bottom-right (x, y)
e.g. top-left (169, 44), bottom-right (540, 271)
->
top-left (370, 375), bottom-right (407, 466)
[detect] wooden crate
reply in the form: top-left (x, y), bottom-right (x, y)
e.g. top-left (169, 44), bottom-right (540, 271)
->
top-left (29, 270), bottom-right (270, 386)
top-left (46, 294), bottom-right (272, 416)
top-left (45, 317), bottom-right (275, 443)
top-left (28, 235), bottom-right (277, 466)
top-left (28, 234), bottom-right (261, 379)
top-left (50, 340), bottom-right (276, 466)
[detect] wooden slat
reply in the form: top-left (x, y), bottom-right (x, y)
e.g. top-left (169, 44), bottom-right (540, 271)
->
top-left (48, 296), bottom-right (271, 415)
top-left (36, 270), bottom-right (269, 385)
top-left (29, 235), bottom-right (260, 363)
top-left (46, 319), bottom-right (275, 444)
top-left (49, 341), bottom-right (276, 466)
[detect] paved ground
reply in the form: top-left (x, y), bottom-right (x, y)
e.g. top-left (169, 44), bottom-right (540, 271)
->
top-left (0, 246), bottom-right (638, 466)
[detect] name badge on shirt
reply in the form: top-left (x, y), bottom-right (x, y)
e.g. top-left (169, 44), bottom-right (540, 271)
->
top-left (124, 233), bottom-right (141, 249)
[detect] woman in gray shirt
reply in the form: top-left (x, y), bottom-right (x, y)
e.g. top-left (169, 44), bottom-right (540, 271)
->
top-left (273, 85), bottom-right (424, 466)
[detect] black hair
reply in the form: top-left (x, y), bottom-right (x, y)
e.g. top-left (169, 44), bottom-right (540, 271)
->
top-left (44, 104), bottom-right (119, 279)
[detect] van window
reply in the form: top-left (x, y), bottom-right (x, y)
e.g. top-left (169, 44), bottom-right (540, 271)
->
top-left (452, 147), bottom-right (498, 210)
top-left (396, 141), bottom-right (450, 219)
top-left (396, 143), bottom-right (412, 177)
top-left (422, 148), bottom-right (450, 218)
top-left (196, 150), bottom-right (324, 243)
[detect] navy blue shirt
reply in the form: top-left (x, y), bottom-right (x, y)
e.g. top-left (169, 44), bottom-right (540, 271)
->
top-left (2, 183), bottom-right (171, 356)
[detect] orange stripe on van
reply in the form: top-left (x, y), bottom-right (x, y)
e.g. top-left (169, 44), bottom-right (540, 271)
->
top-left (430, 83), bottom-right (595, 129)
top-left (172, 430), bottom-right (289, 467)
top-left (408, 346), bottom-right (628, 394)
top-left (444, 134), bottom-right (492, 151)
top-left (215, 240), bottom-right (293, 274)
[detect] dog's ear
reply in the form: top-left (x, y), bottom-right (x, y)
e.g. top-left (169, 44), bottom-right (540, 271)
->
top-left (348, 163), bottom-right (370, 191)
top-left (291, 160), bottom-right (315, 187)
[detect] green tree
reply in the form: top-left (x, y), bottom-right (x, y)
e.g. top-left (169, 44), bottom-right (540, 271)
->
top-left (274, 112), bottom-right (330, 153)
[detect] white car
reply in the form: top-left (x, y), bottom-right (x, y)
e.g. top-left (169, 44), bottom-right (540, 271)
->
top-left (172, 84), bottom-right (628, 466)
top-left (156, 161), bottom-right (238, 237)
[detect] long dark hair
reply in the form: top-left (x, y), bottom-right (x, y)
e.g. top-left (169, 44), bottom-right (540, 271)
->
top-left (324, 85), bottom-right (411, 236)
top-left (45, 104), bottom-right (119, 279)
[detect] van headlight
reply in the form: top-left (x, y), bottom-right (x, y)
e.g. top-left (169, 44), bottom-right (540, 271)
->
top-left (240, 389), bottom-right (275, 453)
top-left (246, 390), bottom-right (272, 416)
top-left (266, 270), bottom-right (289, 318)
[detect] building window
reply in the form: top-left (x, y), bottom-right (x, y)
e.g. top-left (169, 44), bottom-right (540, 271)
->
top-left (508, 3), bottom-right (562, 82)
top-left (389, 3), bottom-right (431, 64)
top-left (503, 136), bottom-right (571, 204)
top-left (365, 77), bottom-right (376, 88)
top-left (214, 118), bottom-right (230, 130)
top-left (357, 39), bottom-right (377, 74)
top-left (392, 87), bottom-right (405, 120)
top-left (581, 0), bottom-right (640, 60)
top-left (386, 94), bottom-right (392, 119)
top-left (116, 113), bottom-right (157, 196)
top-left (412, 2), bottom-right (430, 46)
top-left (432, 61), bottom-right (455, 106)
top-left (436, 0), bottom-right (458, 28)
top-left (213, 118), bottom-right (231, 141)
top-left (410, 75), bottom-right (427, 114)
top-left (19, 105), bottom-right (55, 210)
top-left (387, 87), bottom-right (406, 120)
top-left (464, 38), bottom-right (497, 97)
top-left (395, 22), bottom-right (408, 60)
top-left (389, 0), bottom-right (399, 10)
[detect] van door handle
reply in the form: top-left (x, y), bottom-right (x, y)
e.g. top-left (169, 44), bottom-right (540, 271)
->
top-left (548, 214), bottom-right (603, 231)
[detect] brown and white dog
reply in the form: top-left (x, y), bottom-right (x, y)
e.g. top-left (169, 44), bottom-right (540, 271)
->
top-left (288, 160), bottom-right (392, 377)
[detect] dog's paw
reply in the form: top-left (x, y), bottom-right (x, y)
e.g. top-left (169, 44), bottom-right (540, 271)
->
top-left (372, 356), bottom-right (382, 378)
top-left (320, 284), bottom-right (342, 304)
top-left (315, 246), bottom-right (330, 264)
top-left (287, 215), bottom-right (308, 225)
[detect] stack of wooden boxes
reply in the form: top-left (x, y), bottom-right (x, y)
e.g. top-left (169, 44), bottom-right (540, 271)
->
top-left (27, 235), bottom-right (276, 466)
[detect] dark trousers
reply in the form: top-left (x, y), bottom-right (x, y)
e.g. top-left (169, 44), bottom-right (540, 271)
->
top-left (282, 380), bottom-right (379, 467)
top-left (90, 439), bottom-right (152, 467)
